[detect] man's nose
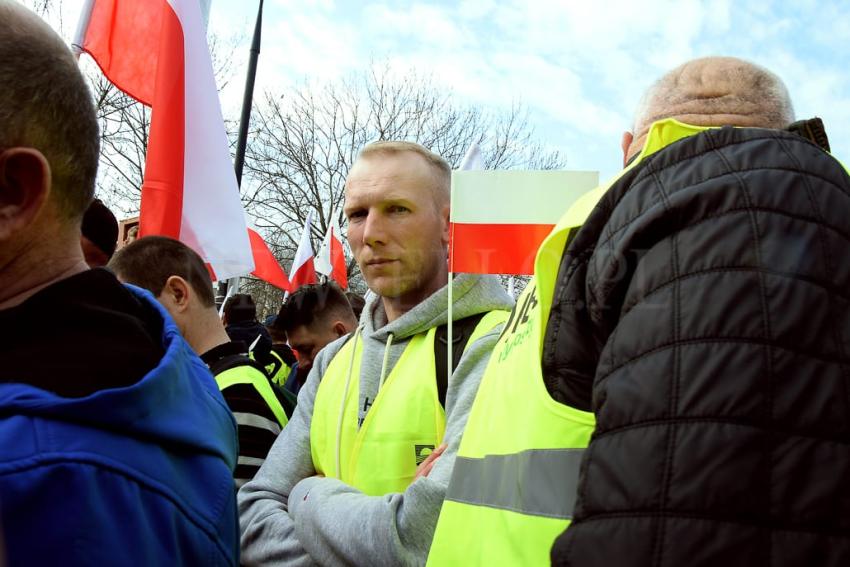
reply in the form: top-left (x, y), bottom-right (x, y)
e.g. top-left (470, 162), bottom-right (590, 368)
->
top-left (362, 211), bottom-right (386, 247)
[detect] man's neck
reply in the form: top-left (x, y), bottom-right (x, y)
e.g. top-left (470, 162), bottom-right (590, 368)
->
top-left (187, 307), bottom-right (234, 357)
top-left (0, 244), bottom-right (89, 310)
top-left (381, 272), bottom-right (449, 323)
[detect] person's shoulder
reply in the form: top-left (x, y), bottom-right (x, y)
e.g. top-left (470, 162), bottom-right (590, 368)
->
top-left (453, 274), bottom-right (515, 315)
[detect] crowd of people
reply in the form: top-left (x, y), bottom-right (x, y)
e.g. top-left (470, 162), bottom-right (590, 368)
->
top-left (2, 2), bottom-right (849, 565)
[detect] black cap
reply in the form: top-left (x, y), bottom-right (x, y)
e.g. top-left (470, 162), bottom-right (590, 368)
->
top-left (81, 199), bottom-right (119, 259)
top-left (223, 293), bottom-right (257, 323)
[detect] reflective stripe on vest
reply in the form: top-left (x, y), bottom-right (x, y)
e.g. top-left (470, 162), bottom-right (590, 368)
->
top-left (215, 365), bottom-right (289, 428)
top-left (310, 310), bottom-right (509, 497)
top-left (447, 448), bottom-right (584, 519)
top-left (428, 119), bottom-right (716, 566)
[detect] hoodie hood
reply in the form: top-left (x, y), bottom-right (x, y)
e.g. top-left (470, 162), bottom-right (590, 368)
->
top-left (363, 273), bottom-right (514, 342)
top-left (0, 284), bottom-right (237, 468)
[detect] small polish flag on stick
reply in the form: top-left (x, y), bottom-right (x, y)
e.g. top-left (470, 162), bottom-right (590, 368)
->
top-left (315, 209), bottom-right (348, 290)
top-left (289, 212), bottom-right (318, 291)
top-left (449, 170), bottom-right (599, 275)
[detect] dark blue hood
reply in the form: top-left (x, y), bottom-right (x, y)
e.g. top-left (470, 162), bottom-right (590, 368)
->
top-left (0, 284), bottom-right (239, 565)
top-left (0, 284), bottom-right (237, 468)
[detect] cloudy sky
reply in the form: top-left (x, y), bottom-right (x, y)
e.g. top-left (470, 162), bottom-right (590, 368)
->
top-left (44, 0), bottom-right (850, 181)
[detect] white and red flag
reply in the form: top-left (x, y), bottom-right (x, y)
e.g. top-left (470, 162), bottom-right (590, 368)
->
top-left (449, 170), bottom-right (599, 275)
top-left (289, 212), bottom-right (318, 291)
top-left (247, 217), bottom-right (290, 291)
top-left (315, 209), bottom-right (348, 290)
top-left (75, 0), bottom-right (278, 283)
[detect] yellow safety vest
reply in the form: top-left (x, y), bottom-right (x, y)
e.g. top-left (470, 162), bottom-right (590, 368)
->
top-left (310, 310), bottom-right (509, 496)
top-left (266, 350), bottom-right (292, 387)
top-left (427, 119), bottom-right (714, 566)
top-left (215, 365), bottom-right (289, 428)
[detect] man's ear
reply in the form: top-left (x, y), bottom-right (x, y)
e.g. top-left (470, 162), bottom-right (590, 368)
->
top-left (332, 321), bottom-right (348, 338)
top-left (159, 275), bottom-right (192, 314)
top-left (0, 148), bottom-right (51, 240)
top-left (621, 131), bottom-right (634, 167)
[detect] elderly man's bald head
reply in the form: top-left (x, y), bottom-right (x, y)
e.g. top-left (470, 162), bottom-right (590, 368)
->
top-left (0, 0), bottom-right (100, 222)
top-left (624, 57), bottom-right (794, 163)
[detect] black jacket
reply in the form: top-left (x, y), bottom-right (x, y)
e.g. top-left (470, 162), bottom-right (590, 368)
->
top-left (547, 127), bottom-right (850, 566)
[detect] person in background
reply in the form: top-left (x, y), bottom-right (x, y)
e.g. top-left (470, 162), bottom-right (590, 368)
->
top-left (274, 282), bottom-right (358, 395)
top-left (223, 293), bottom-right (272, 349)
top-left (0, 4), bottom-right (238, 563)
top-left (110, 236), bottom-right (290, 486)
top-left (238, 141), bottom-right (514, 565)
top-left (80, 198), bottom-right (118, 268)
top-left (264, 314), bottom-right (298, 388)
top-left (345, 290), bottom-right (366, 320)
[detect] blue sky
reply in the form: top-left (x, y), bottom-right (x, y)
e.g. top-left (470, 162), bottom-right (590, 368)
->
top-left (48, 0), bottom-right (850, 181)
top-left (210, 0), bottom-right (850, 180)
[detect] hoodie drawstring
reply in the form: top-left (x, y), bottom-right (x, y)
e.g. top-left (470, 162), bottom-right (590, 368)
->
top-left (335, 329), bottom-right (395, 479)
top-left (336, 326), bottom-right (361, 478)
top-left (378, 333), bottom-right (394, 392)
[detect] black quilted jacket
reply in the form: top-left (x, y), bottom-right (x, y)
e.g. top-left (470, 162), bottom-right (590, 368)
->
top-left (546, 127), bottom-right (850, 566)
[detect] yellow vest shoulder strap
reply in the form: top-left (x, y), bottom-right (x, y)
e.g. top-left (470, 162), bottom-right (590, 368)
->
top-left (215, 364), bottom-right (289, 428)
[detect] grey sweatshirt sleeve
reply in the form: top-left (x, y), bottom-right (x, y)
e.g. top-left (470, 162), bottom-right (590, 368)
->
top-left (286, 325), bottom-right (505, 567)
top-left (237, 339), bottom-right (347, 566)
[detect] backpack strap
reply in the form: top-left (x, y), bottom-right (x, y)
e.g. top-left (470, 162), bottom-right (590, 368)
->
top-left (434, 312), bottom-right (487, 408)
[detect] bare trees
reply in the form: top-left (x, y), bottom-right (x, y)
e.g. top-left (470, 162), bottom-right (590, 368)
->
top-left (88, 73), bottom-right (151, 216)
top-left (243, 63), bottom-right (566, 295)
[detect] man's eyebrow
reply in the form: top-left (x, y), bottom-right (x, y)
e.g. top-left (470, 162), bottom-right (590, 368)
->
top-left (378, 195), bottom-right (417, 204)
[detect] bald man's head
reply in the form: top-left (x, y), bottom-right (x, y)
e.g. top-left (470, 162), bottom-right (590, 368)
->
top-left (0, 1), bottom-right (100, 222)
top-left (624, 57), bottom-right (794, 163)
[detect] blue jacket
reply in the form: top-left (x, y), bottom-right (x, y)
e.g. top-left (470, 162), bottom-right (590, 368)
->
top-left (0, 285), bottom-right (239, 565)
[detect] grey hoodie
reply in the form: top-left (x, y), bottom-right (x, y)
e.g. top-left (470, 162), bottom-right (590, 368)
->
top-left (238, 274), bottom-right (514, 566)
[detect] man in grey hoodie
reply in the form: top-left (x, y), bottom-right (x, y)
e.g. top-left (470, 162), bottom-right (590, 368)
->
top-left (238, 141), bottom-right (514, 566)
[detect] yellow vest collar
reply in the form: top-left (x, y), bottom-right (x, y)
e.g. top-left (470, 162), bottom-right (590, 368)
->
top-left (550, 119), bottom-right (715, 236)
top-left (534, 119), bottom-right (717, 321)
top-left (636, 118), bottom-right (715, 162)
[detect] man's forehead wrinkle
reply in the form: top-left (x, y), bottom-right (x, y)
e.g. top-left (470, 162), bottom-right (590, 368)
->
top-left (346, 175), bottom-right (429, 202)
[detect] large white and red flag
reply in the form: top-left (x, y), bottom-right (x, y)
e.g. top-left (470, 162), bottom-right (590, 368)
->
top-left (315, 209), bottom-right (348, 289)
top-left (75, 0), bottom-right (279, 283)
top-left (449, 170), bottom-right (599, 275)
top-left (289, 212), bottom-right (318, 291)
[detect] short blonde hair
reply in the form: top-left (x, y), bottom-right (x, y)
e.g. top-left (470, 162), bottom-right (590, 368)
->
top-left (357, 141), bottom-right (450, 204)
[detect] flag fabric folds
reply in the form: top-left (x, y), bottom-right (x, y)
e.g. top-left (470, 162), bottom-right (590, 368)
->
top-left (449, 170), bottom-right (599, 275)
top-left (76, 0), bottom-right (263, 282)
top-left (315, 210), bottom-right (348, 290)
top-left (458, 142), bottom-right (485, 171)
top-left (248, 227), bottom-right (290, 292)
top-left (289, 212), bottom-right (318, 291)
